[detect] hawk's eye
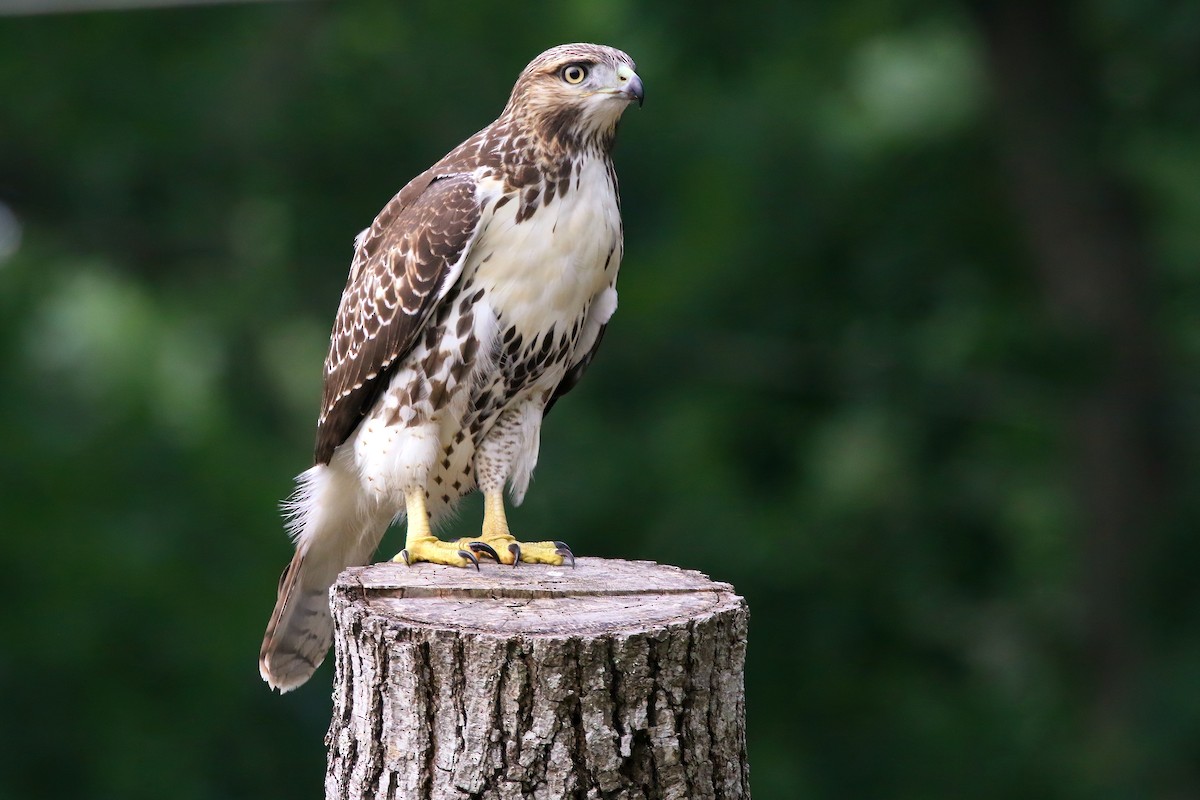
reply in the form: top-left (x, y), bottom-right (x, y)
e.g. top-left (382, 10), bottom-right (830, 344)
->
top-left (561, 64), bottom-right (588, 85)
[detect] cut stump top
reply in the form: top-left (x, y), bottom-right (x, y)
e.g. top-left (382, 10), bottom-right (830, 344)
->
top-left (335, 557), bottom-right (744, 638)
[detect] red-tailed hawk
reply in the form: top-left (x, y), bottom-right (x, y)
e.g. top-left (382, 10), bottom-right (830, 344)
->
top-left (260, 43), bottom-right (643, 692)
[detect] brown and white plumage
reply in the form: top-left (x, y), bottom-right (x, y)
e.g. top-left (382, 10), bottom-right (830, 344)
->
top-left (260, 43), bottom-right (642, 692)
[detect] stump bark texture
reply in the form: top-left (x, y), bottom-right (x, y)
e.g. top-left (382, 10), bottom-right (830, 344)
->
top-left (325, 557), bottom-right (750, 800)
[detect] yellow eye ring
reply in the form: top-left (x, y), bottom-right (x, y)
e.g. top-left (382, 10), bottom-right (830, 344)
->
top-left (561, 64), bottom-right (588, 85)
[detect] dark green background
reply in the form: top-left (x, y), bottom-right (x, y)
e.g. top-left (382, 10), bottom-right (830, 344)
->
top-left (2, 1), bottom-right (1197, 797)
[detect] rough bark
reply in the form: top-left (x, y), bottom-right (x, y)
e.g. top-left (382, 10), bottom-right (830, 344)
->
top-left (325, 558), bottom-right (751, 800)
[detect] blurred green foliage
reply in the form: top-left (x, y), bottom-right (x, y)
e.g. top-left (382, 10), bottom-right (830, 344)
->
top-left (1, 1), bottom-right (1198, 798)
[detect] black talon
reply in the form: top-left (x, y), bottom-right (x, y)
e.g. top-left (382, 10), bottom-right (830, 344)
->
top-left (508, 542), bottom-right (521, 567)
top-left (458, 549), bottom-right (481, 571)
top-left (554, 541), bottom-right (575, 568)
top-left (468, 541), bottom-right (500, 562)
top-left (399, 549), bottom-right (411, 566)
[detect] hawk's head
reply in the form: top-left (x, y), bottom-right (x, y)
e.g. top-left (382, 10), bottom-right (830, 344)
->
top-left (504, 43), bottom-right (643, 151)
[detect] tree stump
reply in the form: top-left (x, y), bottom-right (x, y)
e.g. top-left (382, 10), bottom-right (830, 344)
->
top-left (325, 557), bottom-right (750, 800)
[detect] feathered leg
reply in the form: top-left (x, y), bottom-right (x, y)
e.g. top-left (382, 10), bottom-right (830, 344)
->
top-left (450, 404), bottom-right (572, 566)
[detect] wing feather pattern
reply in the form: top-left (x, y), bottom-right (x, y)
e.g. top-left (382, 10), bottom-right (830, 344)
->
top-left (544, 324), bottom-right (607, 417)
top-left (545, 283), bottom-right (617, 416)
top-left (314, 172), bottom-right (482, 464)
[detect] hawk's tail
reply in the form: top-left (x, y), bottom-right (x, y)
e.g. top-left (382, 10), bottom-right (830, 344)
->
top-left (259, 549), bottom-right (335, 693)
top-left (258, 461), bottom-right (387, 693)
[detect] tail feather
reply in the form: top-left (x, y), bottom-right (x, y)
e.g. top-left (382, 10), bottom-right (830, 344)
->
top-left (259, 460), bottom-right (388, 692)
top-left (259, 552), bottom-right (336, 692)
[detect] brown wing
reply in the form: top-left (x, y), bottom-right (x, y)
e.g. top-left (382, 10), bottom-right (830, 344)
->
top-left (544, 324), bottom-right (608, 418)
top-left (314, 172), bottom-right (483, 464)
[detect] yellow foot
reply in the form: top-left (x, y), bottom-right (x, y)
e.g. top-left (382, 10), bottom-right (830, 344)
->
top-left (452, 535), bottom-right (574, 567)
top-left (392, 536), bottom-right (502, 571)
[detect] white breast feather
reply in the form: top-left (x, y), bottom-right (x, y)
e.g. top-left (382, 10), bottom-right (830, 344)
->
top-left (470, 157), bottom-right (620, 338)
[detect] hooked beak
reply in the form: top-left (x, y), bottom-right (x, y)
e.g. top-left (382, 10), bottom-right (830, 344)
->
top-left (625, 73), bottom-right (645, 107)
top-left (615, 64), bottom-right (644, 107)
